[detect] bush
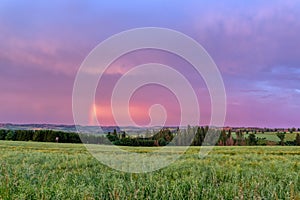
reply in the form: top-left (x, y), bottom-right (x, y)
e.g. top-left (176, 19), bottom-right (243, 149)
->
top-left (5, 130), bottom-right (16, 140)
top-left (0, 130), bottom-right (7, 140)
top-left (158, 138), bottom-right (167, 146)
top-left (247, 133), bottom-right (258, 145)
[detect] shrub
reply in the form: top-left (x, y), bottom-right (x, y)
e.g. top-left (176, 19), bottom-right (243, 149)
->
top-left (0, 130), bottom-right (7, 140)
top-left (5, 130), bottom-right (16, 140)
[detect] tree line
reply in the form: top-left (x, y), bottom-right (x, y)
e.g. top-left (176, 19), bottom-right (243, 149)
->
top-left (1, 127), bottom-right (300, 146)
top-left (0, 129), bottom-right (107, 144)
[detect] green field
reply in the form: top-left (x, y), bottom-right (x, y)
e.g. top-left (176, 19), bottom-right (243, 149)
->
top-left (1, 141), bottom-right (300, 199)
top-left (231, 131), bottom-right (300, 143)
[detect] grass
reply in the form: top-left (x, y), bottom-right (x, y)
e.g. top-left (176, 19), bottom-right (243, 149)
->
top-left (231, 131), bottom-right (299, 142)
top-left (1, 140), bottom-right (300, 199)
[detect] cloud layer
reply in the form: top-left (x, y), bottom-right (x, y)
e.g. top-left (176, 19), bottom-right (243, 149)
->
top-left (1, 0), bottom-right (300, 127)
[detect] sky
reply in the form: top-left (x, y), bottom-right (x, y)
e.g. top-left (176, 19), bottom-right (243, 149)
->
top-left (0, 0), bottom-right (300, 128)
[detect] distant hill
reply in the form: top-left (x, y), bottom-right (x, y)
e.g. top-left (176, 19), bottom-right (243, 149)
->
top-left (0, 123), bottom-right (164, 135)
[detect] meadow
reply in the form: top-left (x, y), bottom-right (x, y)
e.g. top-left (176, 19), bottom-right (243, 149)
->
top-left (1, 140), bottom-right (300, 199)
top-left (231, 131), bottom-right (299, 143)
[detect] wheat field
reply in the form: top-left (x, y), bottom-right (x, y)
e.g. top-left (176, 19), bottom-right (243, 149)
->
top-left (0, 141), bottom-right (300, 199)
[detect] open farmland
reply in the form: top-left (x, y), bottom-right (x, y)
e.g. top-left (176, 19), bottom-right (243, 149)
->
top-left (230, 131), bottom-right (300, 143)
top-left (1, 141), bottom-right (300, 199)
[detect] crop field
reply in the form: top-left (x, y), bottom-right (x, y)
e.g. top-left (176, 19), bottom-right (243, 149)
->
top-left (1, 141), bottom-right (300, 199)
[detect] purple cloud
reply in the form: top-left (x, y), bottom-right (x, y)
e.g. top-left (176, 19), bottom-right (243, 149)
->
top-left (0, 0), bottom-right (300, 127)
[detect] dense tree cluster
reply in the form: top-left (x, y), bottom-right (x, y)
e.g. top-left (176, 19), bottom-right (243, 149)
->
top-left (0, 129), bottom-right (106, 144)
top-left (106, 126), bottom-right (212, 147)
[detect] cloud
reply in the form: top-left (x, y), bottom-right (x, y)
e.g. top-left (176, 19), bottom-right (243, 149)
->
top-left (191, 1), bottom-right (300, 76)
top-left (0, 31), bottom-right (86, 76)
top-left (1, 0), bottom-right (300, 127)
